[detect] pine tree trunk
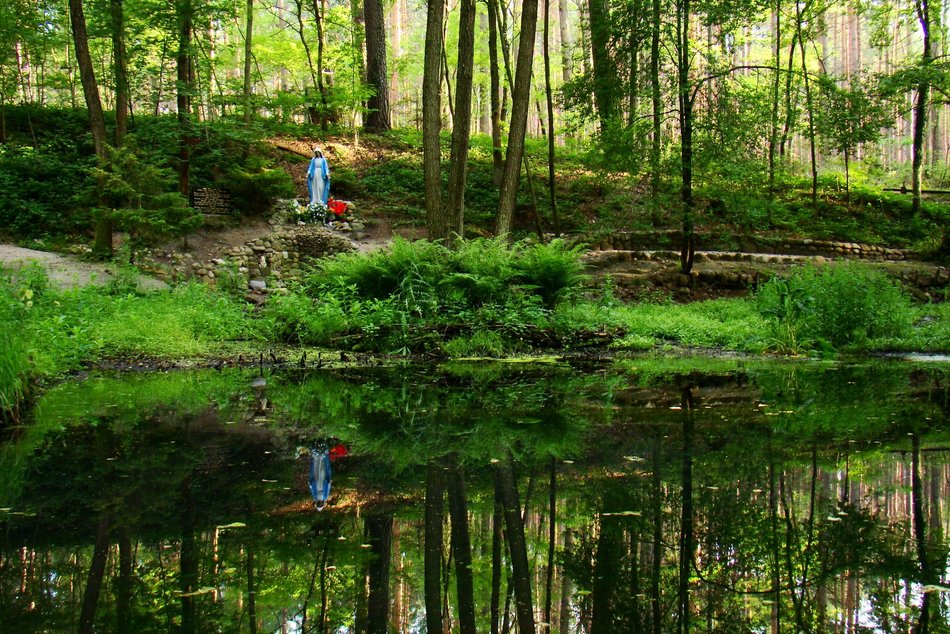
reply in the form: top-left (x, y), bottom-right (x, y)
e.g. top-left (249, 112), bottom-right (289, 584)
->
top-left (423, 0), bottom-right (448, 238)
top-left (494, 456), bottom-right (536, 634)
top-left (78, 514), bottom-right (111, 634)
top-left (488, 0), bottom-right (505, 186)
top-left (544, 0), bottom-right (561, 235)
top-left (243, 0), bottom-right (254, 124)
top-left (111, 0), bottom-right (128, 145)
top-left (425, 460), bottom-right (445, 633)
top-left (364, 0), bottom-right (390, 131)
top-left (444, 0), bottom-right (477, 237)
top-left (495, 0), bottom-right (540, 236)
top-left (177, 0), bottom-right (194, 198)
top-left (69, 0), bottom-right (112, 257)
top-left (447, 459), bottom-right (477, 634)
top-left (586, 0), bottom-right (614, 130)
top-left (912, 0), bottom-right (933, 216)
top-left (366, 513), bottom-right (393, 633)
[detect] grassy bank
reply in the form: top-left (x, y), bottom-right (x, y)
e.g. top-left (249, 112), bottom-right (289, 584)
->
top-left (2, 242), bottom-right (948, 420)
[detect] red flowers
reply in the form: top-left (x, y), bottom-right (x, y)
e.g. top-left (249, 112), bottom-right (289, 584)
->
top-left (328, 198), bottom-right (347, 217)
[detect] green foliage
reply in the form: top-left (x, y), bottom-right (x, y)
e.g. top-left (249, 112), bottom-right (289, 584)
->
top-left (266, 238), bottom-right (587, 353)
top-left (0, 139), bottom-right (96, 238)
top-left (91, 145), bottom-right (202, 260)
top-left (0, 277), bottom-right (30, 420)
top-left (220, 155), bottom-right (296, 215)
top-left (756, 263), bottom-right (914, 350)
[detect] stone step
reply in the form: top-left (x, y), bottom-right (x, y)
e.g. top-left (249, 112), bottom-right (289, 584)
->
top-left (584, 249), bottom-right (860, 271)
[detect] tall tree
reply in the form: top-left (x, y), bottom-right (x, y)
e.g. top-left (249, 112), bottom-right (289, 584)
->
top-left (68, 0), bottom-right (112, 257)
top-left (675, 0), bottom-right (695, 274)
top-left (912, 0), bottom-right (935, 215)
top-left (363, 0), bottom-right (390, 131)
top-left (423, 0), bottom-right (447, 239)
top-left (443, 0), bottom-right (477, 237)
top-left (110, 0), bottom-right (128, 146)
top-left (587, 0), bottom-right (615, 131)
top-left (243, 0), bottom-right (254, 124)
top-left (495, 0), bottom-right (541, 236)
top-left (487, 0), bottom-right (505, 185)
top-left (424, 459), bottom-right (445, 632)
top-left (494, 456), bottom-right (536, 634)
top-left (176, 0), bottom-right (194, 197)
top-left (543, 0), bottom-right (561, 236)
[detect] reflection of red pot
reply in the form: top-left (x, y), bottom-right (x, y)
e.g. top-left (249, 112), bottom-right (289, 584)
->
top-left (328, 199), bottom-right (347, 217)
top-left (329, 444), bottom-right (348, 460)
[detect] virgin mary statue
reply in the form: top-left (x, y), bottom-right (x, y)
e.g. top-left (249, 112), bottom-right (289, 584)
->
top-left (307, 148), bottom-right (331, 205)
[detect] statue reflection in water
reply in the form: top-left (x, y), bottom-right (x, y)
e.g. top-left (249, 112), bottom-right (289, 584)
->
top-left (304, 442), bottom-right (348, 510)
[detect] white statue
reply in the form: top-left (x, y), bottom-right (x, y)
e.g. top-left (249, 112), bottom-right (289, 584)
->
top-left (307, 147), bottom-right (331, 205)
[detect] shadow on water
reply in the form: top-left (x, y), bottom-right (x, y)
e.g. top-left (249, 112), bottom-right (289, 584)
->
top-left (0, 360), bottom-right (948, 633)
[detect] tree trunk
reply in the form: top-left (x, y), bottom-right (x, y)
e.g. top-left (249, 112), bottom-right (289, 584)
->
top-left (425, 460), bottom-right (445, 633)
top-left (246, 545), bottom-right (258, 634)
top-left (495, 0), bottom-right (541, 236)
top-left (558, 0), bottom-right (573, 83)
top-left (488, 0), bottom-right (505, 186)
top-left (544, 458), bottom-right (557, 632)
top-left (677, 0), bottom-right (694, 274)
top-left (423, 0), bottom-right (448, 239)
top-left (117, 529), bottom-right (132, 633)
top-left (587, 0), bottom-right (614, 131)
top-left (494, 456), bottom-right (536, 634)
top-left (69, 0), bottom-right (112, 258)
top-left (650, 0), bottom-right (661, 208)
top-left (448, 458), bottom-right (477, 634)
top-left (177, 0), bottom-right (194, 198)
top-left (111, 0), bottom-right (128, 145)
top-left (795, 0), bottom-right (818, 204)
top-left (677, 387), bottom-right (695, 634)
top-left (491, 488), bottom-right (503, 634)
top-left (544, 0), bottom-right (561, 235)
top-left (912, 0), bottom-right (933, 216)
top-left (243, 0), bottom-right (254, 124)
top-left (366, 513), bottom-right (393, 633)
top-left (180, 478), bottom-right (197, 634)
top-left (313, 0), bottom-right (332, 128)
top-left (364, 0), bottom-right (390, 131)
top-left (444, 0), bottom-right (477, 237)
top-left (768, 2), bottom-right (781, 198)
top-left (78, 514), bottom-right (111, 634)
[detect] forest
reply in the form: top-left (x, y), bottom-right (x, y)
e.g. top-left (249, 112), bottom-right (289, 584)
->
top-left (1, 0), bottom-right (950, 251)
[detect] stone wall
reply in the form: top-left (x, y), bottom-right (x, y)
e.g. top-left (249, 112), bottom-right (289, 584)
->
top-left (190, 224), bottom-right (355, 286)
top-left (577, 230), bottom-right (913, 261)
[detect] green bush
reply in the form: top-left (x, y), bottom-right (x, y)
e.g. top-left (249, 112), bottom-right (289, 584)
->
top-left (221, 156), bottom-right (296, 215)
top-left (756, 263), bottom-right (914, 349)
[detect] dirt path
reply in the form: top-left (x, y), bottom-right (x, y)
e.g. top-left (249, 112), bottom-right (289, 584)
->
top-left (0, 245), bottom-right (168, 291)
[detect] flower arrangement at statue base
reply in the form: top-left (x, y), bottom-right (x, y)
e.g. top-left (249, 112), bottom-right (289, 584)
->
top-left (295, 198), bottom-right (350, 226)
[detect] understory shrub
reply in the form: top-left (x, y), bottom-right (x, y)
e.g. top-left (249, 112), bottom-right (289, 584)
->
top-left (756, 263), bottom-right (913, 350)
top-left (276, 237), bottom-right (586, 352)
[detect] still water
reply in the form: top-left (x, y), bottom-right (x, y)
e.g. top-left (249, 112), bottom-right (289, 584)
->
top-left (0, 359), bottom-right (947, 633)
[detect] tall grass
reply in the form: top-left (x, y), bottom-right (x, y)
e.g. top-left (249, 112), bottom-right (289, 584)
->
top-left (756, 263), bottom-right (914, 351)
top-left (0, 280), bottom-right (30, 420)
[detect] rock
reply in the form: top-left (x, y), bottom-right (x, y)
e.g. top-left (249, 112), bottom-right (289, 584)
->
top-left (212, 258), bottom-right (226, 265)
top-left (244, 292), bottom-right (267, 306)
top-left (812, 256), bottom-right (826, 265)
top-left (196, 268), bottom-right (208, 276)
top-left (249, 279), bottom-right (267, 291)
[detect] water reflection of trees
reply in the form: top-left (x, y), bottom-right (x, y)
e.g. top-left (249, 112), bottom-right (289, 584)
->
top-left (0, 363), bottom-right (946, 632)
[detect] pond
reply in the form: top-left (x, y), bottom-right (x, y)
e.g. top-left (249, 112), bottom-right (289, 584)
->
top-left (0, 359), bottom-right (948, 633)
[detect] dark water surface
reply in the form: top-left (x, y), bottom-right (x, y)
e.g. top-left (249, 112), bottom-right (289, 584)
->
top-left (1, 359), bottom-right (948, 633)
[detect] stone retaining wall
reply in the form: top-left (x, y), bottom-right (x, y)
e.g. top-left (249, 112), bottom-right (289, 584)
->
top-left (576, 230), bottom-right (913, 261)
top-left (190, 224), bottom-right (355, 286)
